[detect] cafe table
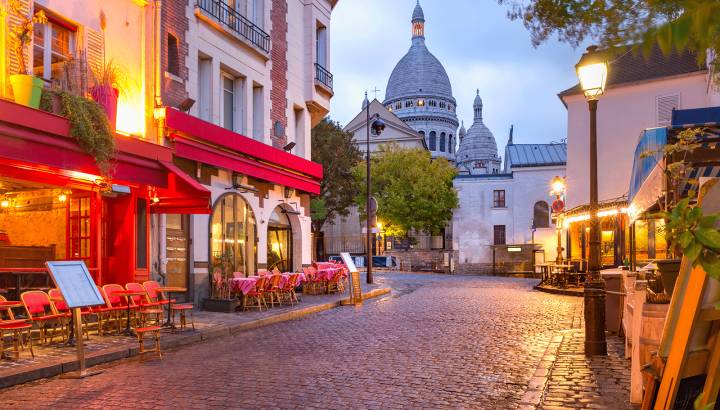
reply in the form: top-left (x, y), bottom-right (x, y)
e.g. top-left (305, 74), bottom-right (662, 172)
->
top-left (111, 290), bottom-right (146, 337)
top-left (155, 287), bottom-right (187, 329)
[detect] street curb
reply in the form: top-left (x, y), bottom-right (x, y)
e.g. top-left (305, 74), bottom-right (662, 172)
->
top-left (0, 287), bottom-right (391, 389)
top-left (533, 285), bottom-right (584, 297)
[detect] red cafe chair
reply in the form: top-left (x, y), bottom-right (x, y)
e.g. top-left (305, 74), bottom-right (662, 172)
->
top-left (243, 277), bottom-right (268, 311)
top-left (48, 288), bottom-right (91, 340)
top-left (0, 295), bottom-right (34, 359)
top-left (20, 291), bottom-right (66, 344)
top-left (101, 284), bottom-right (134, 334)
top-left (125, 283), bottom-right (163, 327)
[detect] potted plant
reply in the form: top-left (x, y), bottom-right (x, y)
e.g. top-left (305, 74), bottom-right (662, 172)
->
top-left (8, 0), bottom-right (47, 108)
top-left (202, 252), bottom-right (241, 313)
top-left (90, 60), bottom-right (125, 131)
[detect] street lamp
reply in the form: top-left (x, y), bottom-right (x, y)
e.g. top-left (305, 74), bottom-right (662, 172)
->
top-left (550, 176), bottom-right (566, 263)
top-left (366, 104), bottom-right (385, 284)
top-left (576, 45), bottom-right (608, 356)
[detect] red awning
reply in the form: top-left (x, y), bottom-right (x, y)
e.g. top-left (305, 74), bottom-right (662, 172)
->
top-left (165, 108), bottom-right (322, 195)
top-left (151, 161), bottom-right (211, 214)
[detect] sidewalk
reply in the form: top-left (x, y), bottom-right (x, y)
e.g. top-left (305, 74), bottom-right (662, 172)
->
top-left (522, 299), bottom-right (633, 409)
top-left (0, 282), bottom-right (390, 389)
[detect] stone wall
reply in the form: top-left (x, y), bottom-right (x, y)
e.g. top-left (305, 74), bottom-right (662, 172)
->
top-left (386, 249), bottom-right (457, 273)
top-left (0, 189), bottom-right (66, 259)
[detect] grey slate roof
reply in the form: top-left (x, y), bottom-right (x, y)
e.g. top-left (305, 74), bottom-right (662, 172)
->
top-left (506, 143), bottom-right (567, 168)
top-left (559, 45), bottom-right (706, 98)
top-left (412, 1), bottom-right (424, 22)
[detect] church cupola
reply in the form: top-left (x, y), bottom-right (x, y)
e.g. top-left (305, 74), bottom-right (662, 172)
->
top-left (459, 121), bottom-right (466, 141)
top-left (412, 1), bottom-right (424, 39)
top-left (473, 89), bottom-right (483, 121)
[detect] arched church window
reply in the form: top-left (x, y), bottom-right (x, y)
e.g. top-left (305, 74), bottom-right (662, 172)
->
top-left (419, 130), bottom-right (425, 144)
top-left (439, 132), bottom-right (446, 152)
top-left (405, 100), bottom-right (414, 108)
top-left (429, 131), bottom-right (436, 151)
top-left (439, 101), bottom-right (446, 109)
top-left (533, 201), bottom-right (550, 228)
top-left (449, 104), bottom-right (454, 111)
top-left (448, 135), bottom-right (453, 153)
top-left (395, 102), bottom-right (402, 110)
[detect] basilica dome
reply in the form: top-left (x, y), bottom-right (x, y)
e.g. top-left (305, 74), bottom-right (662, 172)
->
top-left (382, 1), bottom-right (458, 162)
top-left (456, 91), bottom-right (501, 175)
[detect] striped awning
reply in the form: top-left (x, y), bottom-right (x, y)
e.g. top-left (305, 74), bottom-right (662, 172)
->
top-left (681, 164), bottom-right (720, 197)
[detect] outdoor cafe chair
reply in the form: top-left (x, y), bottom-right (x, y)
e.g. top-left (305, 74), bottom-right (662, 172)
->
top-left (327, 269), bottom-right (346, 294)
top-left (48, 288), bottom-right (91, 340)
top-left (92, 286), bottom-right (117, 336)
top-left (101, 284), bottom-right (134, 334)
top-left (243, 276), bottom-right (268, 311)
top-left (265, 274), bottom-right (283, 308)
top-left (143, 281), bottom-right (174, 306)
top-left (20, 291), bottom-right (67, 345)
top-left (170, 303), bottom-right (195, 331)
top-left (0, 295), bottom-right (34, 359)
top-left (135, 325), bottom-right (162, 360)
top-left (281, 273), bottom-right (300, 306)
top-left (125, 283), bottom-right (163, 327)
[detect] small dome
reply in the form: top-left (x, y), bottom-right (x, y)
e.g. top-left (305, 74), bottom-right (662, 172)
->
top-left (412, 1), bottom-right (424, 22)
top-left (385, 43), bottom-right (453, 100)
top-left (457, 91), bottom-right (500, 173)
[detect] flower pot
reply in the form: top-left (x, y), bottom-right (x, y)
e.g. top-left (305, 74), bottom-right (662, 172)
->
top-left (91, 85), bottom-right (119, 130)
top-left (656, 259), bottom-right (681, 297)
top-left (9, 74), bottom-right (44, 108)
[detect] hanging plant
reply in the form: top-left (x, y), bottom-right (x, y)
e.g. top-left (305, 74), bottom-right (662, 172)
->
top-left (40, 89), bottom-right (117, 176)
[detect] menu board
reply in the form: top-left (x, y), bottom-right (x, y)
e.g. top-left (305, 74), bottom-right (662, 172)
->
top-left (45, 261), bottom-right (105, 308)
top-left (340, 252), bottom-right (358, 273)
top-left (340, 252), bottom-right (362, 304)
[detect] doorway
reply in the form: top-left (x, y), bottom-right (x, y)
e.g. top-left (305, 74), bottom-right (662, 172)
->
top-left (267, 207), bottom-right (292, 272)
top-left (165, 214), bottom-right (189, 289)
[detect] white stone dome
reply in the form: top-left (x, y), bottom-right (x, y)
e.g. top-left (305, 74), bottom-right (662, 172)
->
top-left (457, 90), bottom-right (501, 174)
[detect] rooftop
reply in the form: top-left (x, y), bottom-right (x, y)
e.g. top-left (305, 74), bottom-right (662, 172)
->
top-left (506, 143), bottom-right (567, 168)
top-left (559, 45), bottom-right (706, 98)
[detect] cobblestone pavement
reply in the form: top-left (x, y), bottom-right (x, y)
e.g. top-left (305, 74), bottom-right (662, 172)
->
top-left (0, 273), bottom-right (631, 409)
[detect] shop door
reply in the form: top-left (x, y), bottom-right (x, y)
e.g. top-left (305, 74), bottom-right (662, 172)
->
top-left (67, 193), bottom-right (96, 268)
top-left (165, 214), bottom-right (189, 289)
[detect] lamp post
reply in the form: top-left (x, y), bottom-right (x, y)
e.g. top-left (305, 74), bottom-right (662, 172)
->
top-left (550, 176), bottom-right (566, 263)
top-left (366, 106), bottom-right (385, 284)
top-left (576, 45), bottom-right (609, 356)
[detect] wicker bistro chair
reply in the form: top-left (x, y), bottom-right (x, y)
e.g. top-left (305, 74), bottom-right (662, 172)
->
top-left (90, 286), bottom-right (116, 336)
top-left (142, 281), bottom-right (175, 306)
top-left (327, 269), bottom-right (346, 294)
top-left (243, 277), bottom-right (268, 311)
top-left (170, 303), bottom-right (195, 331)
top-left (48, 288), bottom-right (92, 340)
top-left (302, 267), bottom-right (322, 295)
top-left (135, 325), bottom-right (162, 360)
top-left (0, 295), bottom-right (34, 359)
top-left (20, 291), bottom-right (67, 344)
top-left (125, 283), bottom-right (163, 327)
top-left (281, 273), bottom-right (301, 306)
top-left (265, 274), bottom-right (283, 308)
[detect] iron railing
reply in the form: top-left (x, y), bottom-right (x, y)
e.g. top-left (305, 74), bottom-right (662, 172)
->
top-left (315, 63), bottom-right (333, 90)
top-left (196, 0), bottom-right (270, 53)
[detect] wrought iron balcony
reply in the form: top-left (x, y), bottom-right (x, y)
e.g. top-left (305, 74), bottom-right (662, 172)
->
top-left (315, 63), bottom-right (333, 91)
top-left (196, 0), bottom-right (270, 54)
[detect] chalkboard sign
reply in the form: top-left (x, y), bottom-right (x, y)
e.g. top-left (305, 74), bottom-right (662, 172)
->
top-left (45, 261), bottom-right (105, 308)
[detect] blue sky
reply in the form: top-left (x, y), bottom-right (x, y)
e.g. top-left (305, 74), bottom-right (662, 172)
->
top-left (329, 0), bottom-right (585, 147)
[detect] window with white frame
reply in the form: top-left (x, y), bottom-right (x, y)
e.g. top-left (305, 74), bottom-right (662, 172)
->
top-left (33, 16), bottom-right (75, 81)
top-left (316, 24), bottom-right (328, 68)
top-left (250, 0), bottom-right (264, 29)
top-left (221, 72), bottom-right (237, 131)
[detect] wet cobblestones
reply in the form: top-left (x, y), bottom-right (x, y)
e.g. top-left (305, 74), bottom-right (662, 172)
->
top-left (0, 273), bottom-right (631, 409)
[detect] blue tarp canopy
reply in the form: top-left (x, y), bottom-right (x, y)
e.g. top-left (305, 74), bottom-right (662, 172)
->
top-left (628, 127), bottom-right (667, 204)
top-left (672, 106), bottom-right (720, 128)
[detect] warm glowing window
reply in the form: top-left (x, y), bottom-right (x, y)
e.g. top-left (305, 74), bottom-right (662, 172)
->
top-left (33, 17), bottom-right (75, 80)
top-left (210, 193), bottom-right (257, 277)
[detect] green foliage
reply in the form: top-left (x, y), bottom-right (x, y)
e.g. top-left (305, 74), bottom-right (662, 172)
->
top-left (40, 89), bottom-right (116, 176)
top-left (655, 198), bottom-right (720, 282)
top-left (310, 118), bottom-right (363, 232)
top-left (498, 0), bottom-right (720, 82)
top-left (353, 144), bottom-right (459, 237)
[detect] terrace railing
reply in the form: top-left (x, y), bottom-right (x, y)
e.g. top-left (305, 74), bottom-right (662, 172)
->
top-left (315, 63), bottom-right (333, 91)
top-left (196, 0), bottom-right (271, 54)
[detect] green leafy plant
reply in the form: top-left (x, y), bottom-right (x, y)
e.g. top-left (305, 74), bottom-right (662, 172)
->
top-left (40, 89), bottom-right (116, 176)
top-left (655, 197), bottom-right (720, 308)
top-left (8, 0), bottom-right (47, 75)
top-left (90, 59), bottom-right (128, 92)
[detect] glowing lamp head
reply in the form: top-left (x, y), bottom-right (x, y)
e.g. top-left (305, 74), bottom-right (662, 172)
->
top-left (575, 46), bottom-right (608, 100)
top-left (0, 200), bottom-right (8, 208)
top-left (550, 176), bottom-right (566, 195)
top-left (58, 194), bottom-right (67, 202)
top-left (376, 222), bottom-right (383, 230)
top-left (152, 196), bottom-right (160, 204)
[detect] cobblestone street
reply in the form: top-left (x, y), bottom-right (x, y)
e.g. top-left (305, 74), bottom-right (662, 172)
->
top-left (0, 274), bottom-right (631, 409)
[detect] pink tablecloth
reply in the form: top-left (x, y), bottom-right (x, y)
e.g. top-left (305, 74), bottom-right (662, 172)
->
top-left (229, 273), bottom-right (307, 295)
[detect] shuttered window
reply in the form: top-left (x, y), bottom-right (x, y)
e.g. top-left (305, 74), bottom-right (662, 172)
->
top-left (657, 94), bottom-right (680, 127)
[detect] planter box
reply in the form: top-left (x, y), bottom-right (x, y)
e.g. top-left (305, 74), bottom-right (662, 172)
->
top-left (202, 298), bottom-right (241, 313)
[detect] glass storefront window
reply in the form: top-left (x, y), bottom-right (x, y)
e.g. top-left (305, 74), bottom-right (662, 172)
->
top-left (267, 207), bottom-right (292, 272)
top-left (210, 194), bottom-right (257, 277)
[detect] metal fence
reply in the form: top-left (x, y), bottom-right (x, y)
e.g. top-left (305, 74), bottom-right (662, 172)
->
top-left (196, 0), bottom-right (271, 53)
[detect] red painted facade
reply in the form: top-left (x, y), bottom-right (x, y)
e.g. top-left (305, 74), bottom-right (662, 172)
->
top-left (0, 99), bottom-right (208, 286)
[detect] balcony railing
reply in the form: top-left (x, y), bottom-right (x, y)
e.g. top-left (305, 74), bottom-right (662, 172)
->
top-left (196, 0), bottom-right (270, 54)
top-left (315, 63), bottom-right (333, 91)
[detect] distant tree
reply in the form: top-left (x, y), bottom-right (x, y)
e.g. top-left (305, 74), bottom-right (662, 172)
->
top-left (498, 0), bottom-right (720, 75)
top-left (353, 144), bottom-right (459, 237)
top-left (310, 117), bottom-right (363, 233)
